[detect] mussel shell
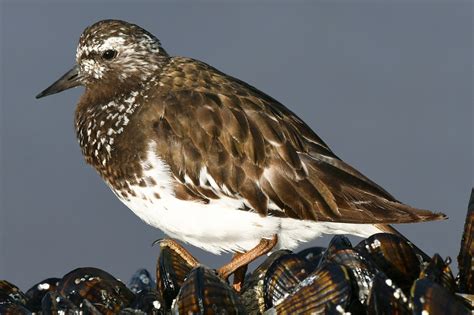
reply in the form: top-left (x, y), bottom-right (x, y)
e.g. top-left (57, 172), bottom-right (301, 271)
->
top-left (320, 235), bottom-right (352, 262)
top-left (130, 288), bottom-right (164, 314)
top-left (296, 246), bottom-right (326, 266)
top-left (57, 267), bottom-right (134, 314)
top-left (156, 246), bottom-right (194, 310)
top-left (355, 233), bottom-right (426, 292)
top-left (267, 263), bottom-right (353, 314)
top-left (263, 253), bottom-right (317, 308)
top-left (81, 298), bottom-right (104, 314)
top-left (128, 269), bottom-right (156, 294)
top-left (454, 293), bottom-right (474, 310)
top-left (119, 308), bottom-right (147, 314)
top-left (457, 188), bottom-right (473, 294)
top-left (41, 291), bottom-right (79, 313)
top-left (324, 248), bottom-right (379, 304)
top-left (240, 249), bottom-right (292, 314)
top-left (24, 277), bottom-right (60, 312)
top-left (0, 303), bottom-right (31, 314)
top-left (366, 272), bottom-right (410, 314)
top-left (172, 266), bottom-right (246, 314)
top-left (411, 277), bottom-right (471, 315)
top-left (420, 254), bottom-right (456, 293)
top-left (0, 280), bottom-right (28, 306)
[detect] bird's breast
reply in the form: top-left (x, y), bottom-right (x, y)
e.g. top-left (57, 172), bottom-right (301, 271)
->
top-left (75, 90), bottom-right (147, 175)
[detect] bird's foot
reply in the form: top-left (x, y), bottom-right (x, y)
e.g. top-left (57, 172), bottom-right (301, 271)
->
top-left (230, 255), bottom-right (248, 292)
top-left (152, 238), bottom-right (200, 268)
top-left (217, 235), bottom-right (278, 292)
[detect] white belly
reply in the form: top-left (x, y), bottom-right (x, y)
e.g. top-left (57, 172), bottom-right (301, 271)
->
top-left (112, 142), bottom-right (381, 254)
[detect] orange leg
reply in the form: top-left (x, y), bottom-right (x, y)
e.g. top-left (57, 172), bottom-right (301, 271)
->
top-left (154, 236), bottom-right (278, 292)
top-left (217, 235), bottom-right (278, 289)
top-left (231, 253), bottom-right (248, 292)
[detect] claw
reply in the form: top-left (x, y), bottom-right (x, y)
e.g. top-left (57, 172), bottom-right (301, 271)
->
top-left (151, 238), bottom-right (165, 247)
top-left (155, 238), bottom-right (200, 267)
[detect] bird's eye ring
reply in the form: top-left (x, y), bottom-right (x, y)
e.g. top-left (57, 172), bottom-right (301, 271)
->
top-left (102, 49), bottom-right (117, 60)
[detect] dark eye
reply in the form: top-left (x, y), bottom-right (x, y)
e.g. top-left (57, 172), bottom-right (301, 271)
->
top-left (102, 49), bottom-right (117, 60)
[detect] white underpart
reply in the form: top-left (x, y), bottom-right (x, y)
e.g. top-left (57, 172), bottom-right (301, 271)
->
top-left (114, 141), bottom-right (381, 254)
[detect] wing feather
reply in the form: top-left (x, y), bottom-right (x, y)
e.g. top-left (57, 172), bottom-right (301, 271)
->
top-left (148, 58), bottom-right (446, 223)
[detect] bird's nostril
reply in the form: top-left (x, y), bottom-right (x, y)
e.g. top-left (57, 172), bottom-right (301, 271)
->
top-left (68, 73), bottom-right (79, 81)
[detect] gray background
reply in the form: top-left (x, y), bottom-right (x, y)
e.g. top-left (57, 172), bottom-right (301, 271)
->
top-left (1, 1), bottom-right (472, 290)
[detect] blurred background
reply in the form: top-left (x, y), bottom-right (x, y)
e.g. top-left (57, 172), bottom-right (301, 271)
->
top-left (0, 1), bottom-right (472, 290)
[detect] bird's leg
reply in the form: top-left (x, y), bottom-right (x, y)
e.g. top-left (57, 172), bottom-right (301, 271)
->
top-left (153, 238), bottom-right (200, 267)
top-left (231, 253), bottom-right (248, 292)
top-left (217, 235), bottom-right (278, 289)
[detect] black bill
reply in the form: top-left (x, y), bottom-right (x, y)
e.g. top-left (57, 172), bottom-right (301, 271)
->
top-left (36, 65), bottom-right (82, 99)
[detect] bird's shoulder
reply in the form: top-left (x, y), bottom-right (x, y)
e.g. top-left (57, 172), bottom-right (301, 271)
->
top-left (145, 56), bottom-right (334, 155)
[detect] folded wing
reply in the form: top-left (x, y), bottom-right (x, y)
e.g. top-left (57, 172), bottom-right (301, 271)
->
top-left (150, 58), bottom-right (447, 224)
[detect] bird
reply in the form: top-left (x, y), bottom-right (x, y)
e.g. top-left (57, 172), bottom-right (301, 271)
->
top-left (37, 19), bottom-right (446, 288)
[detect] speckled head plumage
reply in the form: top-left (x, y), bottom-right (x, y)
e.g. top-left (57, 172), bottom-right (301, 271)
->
top-left (76, 20), bottom-right (168, 86)
top-left (36, 19), bottom-right (169, 99)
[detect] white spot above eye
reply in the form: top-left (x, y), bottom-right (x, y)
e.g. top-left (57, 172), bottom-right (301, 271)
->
top-left (76, 36), bottom-right (125, 60)
top-left (99, 36), bottom-right (125, 51)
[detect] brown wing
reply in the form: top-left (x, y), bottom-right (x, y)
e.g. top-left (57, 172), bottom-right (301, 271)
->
top-left (148, 57), bottom-right (446, 224)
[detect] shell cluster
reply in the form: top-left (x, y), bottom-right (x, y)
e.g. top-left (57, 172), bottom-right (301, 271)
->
top-left (1, 190), bottom-right (473, 314)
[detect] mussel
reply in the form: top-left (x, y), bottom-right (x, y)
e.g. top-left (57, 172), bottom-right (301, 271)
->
top-left (24, 277), bottom-right (60, 312)
top-left (457, 188), bottom-right (473, 294)
top-left (321, 247), bottom-right (379, 304)
top-left (129, 288), bottom-right (163, 314)
top-left (263, 253), bottom-right (317, 308)
top-left (297, 246), bottom-right (326, 266)
top-left (41, 291), bottom-right (79, 313)
top-left (172, 266), bottom-right (246, 314)
top-left (419, 254), bottom-right (456, 293)
top-left (56, 267), bottom-right (134, 314)
top-left (320, 235), bottom-right (353, 262)
top-left (240, 250), bottom-right (292, 314)
top-left (266, 263), bottom-right (353, 314)
top-left (0, 303), bottom-right (32, 315)
top-left (367, 272), bottom-right (410, 314)
top-left (156, 245), bottom-right (194, 310)
top-left (355, 233), bottom-right (427, 292)
top-left (0, 280), bottom-right (28, 306)
top-left (411, 277), bottom-right (471, 315)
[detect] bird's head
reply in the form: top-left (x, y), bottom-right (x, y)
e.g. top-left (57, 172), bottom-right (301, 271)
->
top-left (36, 19), bottom-right (169, 99)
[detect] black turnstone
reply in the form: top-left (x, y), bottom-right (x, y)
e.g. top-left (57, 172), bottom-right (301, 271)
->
top-left (37, 19), bottom-right (446, 286)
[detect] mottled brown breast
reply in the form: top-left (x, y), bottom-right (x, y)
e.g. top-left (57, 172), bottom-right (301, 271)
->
top-left (74, 81), bottom-right (157, 195)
